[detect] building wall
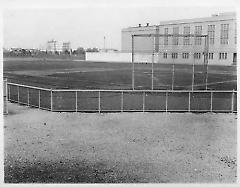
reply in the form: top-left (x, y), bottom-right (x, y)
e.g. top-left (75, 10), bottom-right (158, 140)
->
top-left (121, 25), bottom-right (157, 53)
top-left (121, 12), bottom-right (237, 65)
top-left (86, 52), bottom-right (132, 62)
top-left (86, 51), bottom-right (233, 65)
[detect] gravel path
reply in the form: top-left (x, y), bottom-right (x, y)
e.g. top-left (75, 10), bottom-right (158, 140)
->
top-left (4, 103), bottom-right (237, 183)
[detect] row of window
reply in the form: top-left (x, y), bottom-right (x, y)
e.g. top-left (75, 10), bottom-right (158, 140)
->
top-left (162, 52), bottom-right (228, 60)
top-left (162, 23), bottom-right (232, 46)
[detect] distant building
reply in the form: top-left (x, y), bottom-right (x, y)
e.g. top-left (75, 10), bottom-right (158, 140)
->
top-left (62, 42), bottom-right (71, 52)
top-left (121, 12), bottom-right (237, 65)
top-left (47, 40), bottom-right (71, 53)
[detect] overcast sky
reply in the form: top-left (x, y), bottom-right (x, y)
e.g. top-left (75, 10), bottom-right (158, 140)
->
top-left (2, 0), bottom-right (237, 50)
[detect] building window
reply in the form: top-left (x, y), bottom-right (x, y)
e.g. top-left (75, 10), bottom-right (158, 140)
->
top-left (173, 27), bottom-right (179, 45)
top-left (208, 25), bottom-right (215, 45)
top-left (183, 26), bottom-right (190, 45)
top-left (182, 53), bottom-right (189, 59)
top-left (164, 28), bottom-right (168, 46)
top-left (219, 52), bottom-right (227, 60)
top-left (194, 53), bottom-right (201, 59)
top-left (172, 53), bottom-right (178, 59)
top-left (220, 24), bottom-right (229, 45)
top-left (194, 26), bottom-right (202, 45)
top-left (163, 52), bottom-right (168, 59)
top-left (208, 53), bottom-right (214, 59)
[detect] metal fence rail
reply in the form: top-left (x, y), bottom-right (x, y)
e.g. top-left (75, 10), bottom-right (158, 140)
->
top-left (6, 82), bottom-right (237, 113)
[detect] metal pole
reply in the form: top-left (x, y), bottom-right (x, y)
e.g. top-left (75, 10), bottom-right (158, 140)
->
top-left (188, 92), bottom-right (191, 112)
top-left (121, 91), bottom-right (123, 112)
top-left (151, 36), bottom-right (155, 90)
top-left (231, 90), bottom-right (234, 113)
top-left (27, 88), bottom-right (30, 106)
top-left (75, 91), bottom-right (78, 112)
top-left (143, 92), bottom-right (145, 112)
top-left (4, 79), bottom-right (8, 115)
top-left (132, 35), bottom-right (135, 90)
top-left (8, 84), bottom-right (11, 101)
top-left (98, 91), bottom-right (101, 113)
top-left (191, 60), bottom-right (195, 91)
top-left (17, 86), bottom-right (20, 103)
top-left (151, 53), bottom-right (154, 90)
top-left (172, 63), bottom-right (175, 90)
top-left (204, 36), bottom-right (209, 90)
top-left (205, 64), bottom-right (209, 90)
top-left (50, 89), bottom-right (53, 111)
top-left (165, 92), bottom-right (168, 112)
top-left (39, 90), bottom-right (41, 108)
top-left (210, 91), bottom-right (213, 112)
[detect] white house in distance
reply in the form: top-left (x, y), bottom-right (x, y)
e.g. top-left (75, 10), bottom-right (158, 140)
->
top-left (86, 12), bottom-right (237, 65)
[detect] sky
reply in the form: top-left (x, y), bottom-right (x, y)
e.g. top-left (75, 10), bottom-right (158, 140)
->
top-left (2, 0), bottom-right (238, 50)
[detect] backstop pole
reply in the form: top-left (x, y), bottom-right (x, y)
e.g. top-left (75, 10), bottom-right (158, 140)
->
top-left (132, 35), bottom-right (135, 90)
top-left (172, 63), bottom-right (175, 91)
top-left (204, 35), bottom-right (209, 90)
top-left (151, 38), bottom-right (154, 90)
top-left (191, 57), bottom-right (195, 91)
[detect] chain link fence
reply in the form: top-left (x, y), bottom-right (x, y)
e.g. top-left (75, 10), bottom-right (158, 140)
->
top-left (5, 82), bottom-right (237, 113)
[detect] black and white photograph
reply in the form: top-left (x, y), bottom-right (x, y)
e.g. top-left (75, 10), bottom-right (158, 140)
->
top-left (1, 0), bottom-right (238, 184)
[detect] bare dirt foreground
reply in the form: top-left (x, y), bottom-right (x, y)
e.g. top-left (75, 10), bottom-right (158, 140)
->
top-left (4, 103), bottom-right (237, 183)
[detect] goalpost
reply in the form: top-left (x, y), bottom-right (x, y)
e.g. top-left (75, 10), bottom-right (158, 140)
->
top-left (131, 33), bottom-right (209, 90)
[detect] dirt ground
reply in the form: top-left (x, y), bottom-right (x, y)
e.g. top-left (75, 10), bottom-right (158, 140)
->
top-left (4, 103), bottom-right (237, 183)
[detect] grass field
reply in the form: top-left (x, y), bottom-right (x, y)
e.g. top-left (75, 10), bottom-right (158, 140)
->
top-left (4, 58), bottom-right (237, 112)
top-left (4, 58), bottom-right (237, 90)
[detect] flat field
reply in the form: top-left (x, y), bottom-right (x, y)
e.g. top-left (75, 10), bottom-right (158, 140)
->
top-left (3, 58), bottom-right (237, 90)
top-left (4, 58), bottom-right (237, 112)
top-left (4, 103), bottom-right (237, 183)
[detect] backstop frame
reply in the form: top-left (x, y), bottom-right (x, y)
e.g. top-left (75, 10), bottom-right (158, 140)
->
top-left (131, 33), bottom-right (209, 91)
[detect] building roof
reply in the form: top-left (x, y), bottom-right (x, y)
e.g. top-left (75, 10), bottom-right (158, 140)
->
top-left (122, 12), bottom-right (236, 31)
top-left (159, 12), bottom-right (236, 26)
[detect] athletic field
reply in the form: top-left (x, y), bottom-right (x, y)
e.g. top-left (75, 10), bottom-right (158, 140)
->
top-left (4, 58), bottom-right (237, 112)
top-left (3, 58), bottom-right (237, 90)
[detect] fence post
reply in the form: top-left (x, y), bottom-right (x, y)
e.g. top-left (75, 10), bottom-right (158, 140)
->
top-left (17, 85), bottom-right (20, 103)
top-left (4, 79), bottom-right (8, 115)
top-left (121, 91), bottom-right (123, 112)
top-left (143, 92), bottom-right (145, 112)
top-left (98, 91), bottom-right (101, 113)
top-left (231, 90), bottom-right (234, 113)
top-left (165, 92), bottom-right (168, 112)
top-left (210, 91), bottom-right (213, 112)
top-left (188, 92), bottom-right (191, 112)
top-left (8, 84), bottom-right (11, 101)
top-left (27, 88), bottom-right (30, 106)
top-left (75, 91), bottom-right (78, 112)
top-left (50, 89), bottom-right (53, 111)
top-left (38, 90), bottom-right (41, 108)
